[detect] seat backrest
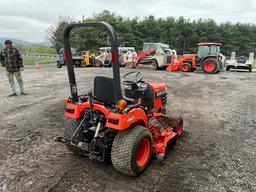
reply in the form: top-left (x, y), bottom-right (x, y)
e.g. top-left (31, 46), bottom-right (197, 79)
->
top-left (94, 76), bottom-right (115, 104)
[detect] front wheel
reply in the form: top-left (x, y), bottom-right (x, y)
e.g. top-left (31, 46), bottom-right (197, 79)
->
top-left (111, 126), bottom-right (152, 176)
top-left (182, 62), bottom-right (192, 72)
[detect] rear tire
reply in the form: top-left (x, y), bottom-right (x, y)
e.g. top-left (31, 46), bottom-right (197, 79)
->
top-left (111, 125), bottom-right (152, 176)
top-left (202, 58), bottom-right (219, 74)
top-left (182, 62), bottom-right (192, 72)
top-left (64, 119), bottom-right (85, 156)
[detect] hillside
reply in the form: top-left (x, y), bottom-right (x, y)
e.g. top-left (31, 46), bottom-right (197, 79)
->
top-left (0, 37), bottom-right (51, 47)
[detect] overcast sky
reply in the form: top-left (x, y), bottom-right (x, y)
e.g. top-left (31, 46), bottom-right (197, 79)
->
top-left (0, 0), bottom-right (255, 42)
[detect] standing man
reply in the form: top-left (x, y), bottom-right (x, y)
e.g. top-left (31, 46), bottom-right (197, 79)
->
top-left (1, 40), bottom-right (27, 97)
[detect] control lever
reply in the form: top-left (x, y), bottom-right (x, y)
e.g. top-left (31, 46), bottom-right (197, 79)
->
top-left (87, 90), bottom-right (93, 97)
top-left (79, 90), bottom-right (93, 102)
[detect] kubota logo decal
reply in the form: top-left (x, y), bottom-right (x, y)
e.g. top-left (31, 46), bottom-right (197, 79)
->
top-left (127, 116), bottom-right (135, 122)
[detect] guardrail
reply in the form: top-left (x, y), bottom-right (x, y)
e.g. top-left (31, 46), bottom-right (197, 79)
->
top-left (22, 53), bottom-right (59, 58)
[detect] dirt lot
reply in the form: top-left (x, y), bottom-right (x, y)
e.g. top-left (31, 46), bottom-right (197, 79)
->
top-left (0, 65), bottom-right (255, 192)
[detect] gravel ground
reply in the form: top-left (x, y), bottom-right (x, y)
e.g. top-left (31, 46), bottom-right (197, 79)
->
top-left (0, 64), bottom-right (255, 192)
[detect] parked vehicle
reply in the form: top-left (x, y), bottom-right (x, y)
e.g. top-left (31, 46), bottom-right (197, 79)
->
top-left (167, 42), bottom-right (225, 74)
top-left (226, 52), bottom-right (254, 72)
top-left (57, 48), bottom-right (84, 68)
top-left (136, 43), bottom-right (173, 70)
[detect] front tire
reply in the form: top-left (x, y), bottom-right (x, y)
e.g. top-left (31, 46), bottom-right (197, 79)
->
top-left (111, 126), bottom-right (152, 176)
top-left (182, 62), bottom-right (192, 72)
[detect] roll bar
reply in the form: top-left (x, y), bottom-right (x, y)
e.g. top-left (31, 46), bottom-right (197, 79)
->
top-left (63, 22), bottom-right (122, 102)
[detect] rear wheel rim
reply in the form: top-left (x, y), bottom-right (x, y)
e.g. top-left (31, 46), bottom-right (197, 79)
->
top-left (182, 65), bottom-right (189, 72)
top-left (204, 61), bottom-right (215, 72)
top-left (136, 138), bottom-right (150, 167)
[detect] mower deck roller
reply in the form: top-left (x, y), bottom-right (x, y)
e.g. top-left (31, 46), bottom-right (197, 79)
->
top-left (55, 21), bottom-right (183, 176)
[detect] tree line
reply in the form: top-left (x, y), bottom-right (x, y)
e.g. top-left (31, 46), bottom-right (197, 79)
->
top-left (49, 10), bottom-right (256, 56)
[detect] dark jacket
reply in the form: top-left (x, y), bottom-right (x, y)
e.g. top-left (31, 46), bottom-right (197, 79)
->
top-left (0, 51), bottom-right (3, 63)
top-left (1, 47), bottom-right (23, 72)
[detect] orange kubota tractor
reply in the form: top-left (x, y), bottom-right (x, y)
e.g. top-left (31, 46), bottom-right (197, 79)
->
top-left (167, 42), bottom-right (225, 74)
top-left (54, 22), bottom-right (183, 176)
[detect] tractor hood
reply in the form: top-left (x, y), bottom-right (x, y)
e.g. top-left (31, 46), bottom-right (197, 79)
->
top-left (181, 54), bottom-right (197, 60)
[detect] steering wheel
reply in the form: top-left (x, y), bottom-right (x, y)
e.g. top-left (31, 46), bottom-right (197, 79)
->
top-left (122, 71), bottom-right (143, 85)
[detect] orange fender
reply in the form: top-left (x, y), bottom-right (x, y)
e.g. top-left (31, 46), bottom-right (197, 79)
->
top-left (65, 102), bottom-right (110, 119)
top-left (106, 108), bottom-right (148, 130)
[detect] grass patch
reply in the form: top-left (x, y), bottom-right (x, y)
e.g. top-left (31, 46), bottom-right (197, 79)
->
top-left (23, 56), bottom-right (57, 65)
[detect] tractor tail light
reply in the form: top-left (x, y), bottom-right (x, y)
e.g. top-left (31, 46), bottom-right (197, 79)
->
top-left (116, 99), bottom-right (127, 110)
top-left (108, 118), bottom-right (119, 125)
top-left (63, 97), bottom-right (70, 104)
top-left (66, 107), bottom-right (75, 114)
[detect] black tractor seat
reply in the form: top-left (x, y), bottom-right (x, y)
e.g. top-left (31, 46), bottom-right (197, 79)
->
top-left (94, 76), bottom-right (149, 113)
top-left (94, 76), bottom-right (116, 105)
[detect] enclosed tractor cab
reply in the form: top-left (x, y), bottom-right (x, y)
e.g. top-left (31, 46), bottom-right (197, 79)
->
top-left (54, 22), bottom-right (183, 176)
top-left (167, 42), bottom-right (224, 74)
